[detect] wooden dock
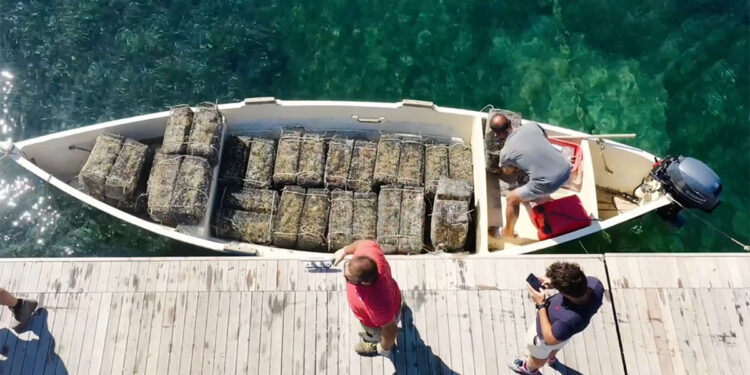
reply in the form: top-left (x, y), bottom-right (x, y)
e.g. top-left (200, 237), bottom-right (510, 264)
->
top-left (0, 253), bottom-right (746, 374)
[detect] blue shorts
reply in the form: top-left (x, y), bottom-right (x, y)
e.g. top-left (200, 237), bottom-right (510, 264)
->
top-left (518, 168), bottom-right (571, 202)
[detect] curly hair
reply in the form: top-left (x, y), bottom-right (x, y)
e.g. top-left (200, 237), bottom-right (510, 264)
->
top-left (546, 261), bottom-right (588, 297)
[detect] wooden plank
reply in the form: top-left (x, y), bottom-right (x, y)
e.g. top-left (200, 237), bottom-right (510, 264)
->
top-left (224, 291), bottom-right (242, 375)
top-left (697, 288), bottom-right (734, 374)
top-left (189, 292), bottom-right (210, 375)
top-left (468, 290), bottom-right (488, 375)
top-left (199, 292), bottom-right (219, 375)
top-left (165, 261), bottom-right (180, 292)
top-left (303, 290), bottom-right (317, 375)
top-left (265, 261), bottom-right (279, 292)
top-left (235, 292), bottom-right (253, 374)
top-left (423, 291), bottom-right (442, 375)
top-left (156, 292), bottom-right (177, 375)
top-left (46, 292), bottom-right (79, 373)
top-left (154, 261), bottom-right (170, 292)
top-left (246, 291), bottom-right (264, 375)
top-left (96, 292), bottom-right (124, 374)
top-left (343, 294), bottom-right (361, 375)
top-left (707, 288), bottom-right (750, 374)
top-left (667, 289), bottom-right (705, 375)
top-left (143, 293), bottom-right (165, 374)
top-left (29, 292), bottom-right (57, 374)
top-left (167, 292), bottom-right (189, 375)
top-left (82, 292), bottom-right (112, 375)
top-left (578, 302), bottom-right (602, 375)
top-left (281, 291), bottom-right (297, 375)
top-left (735, 290), bottom-right (750, 355)
top-left (120, 293), bottom-right (146, 375)
top-left (69, 292), bottom-right (99, 375)
top-left (655, 288), bottom-right (688, 375)
top-left (115, 261), bottom-right (132, 293)
top-left (409, 291), bottom-right (429, 375)
top-left (176, 261), bottom-right (192, 292)
top-left (687, 288), bottom-right (721, 373)
top-left (596, 291), bottom-right (625, 375)
top-left (444, 290), bottom-right (463, 373)
top-left (488, 289), bottom-right (511, 375)
top-left (33, 262), bottom-right (53, 294)
top-left (291, 290), bottom-right (307, 375)
top-left (314, 291), bottom-right (328, 374)
top-left (212, 292), bottom-right (230, 375)
top-left (325, 291), bottom-right (339, 375)
top-left (402, 292), bottom-right (417, 375)
top-left (633, 288), bottom-right (661, 372)
top-left (226, 260), bottom-right (240, 292)
top-left (132, 293), bottom-right (156, 375)
top-left (257, 291), bottom-right (274, 374)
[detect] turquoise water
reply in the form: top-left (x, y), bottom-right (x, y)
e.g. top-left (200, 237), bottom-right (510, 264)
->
top-left (0, 0), bottom-right (747, 256)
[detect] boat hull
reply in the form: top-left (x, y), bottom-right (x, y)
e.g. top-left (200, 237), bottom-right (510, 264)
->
top-left (11, 98), bottom-right (669, 257)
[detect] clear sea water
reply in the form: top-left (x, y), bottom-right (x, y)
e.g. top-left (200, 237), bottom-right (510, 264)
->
top-left (0, 0), bottom-right (747, 257)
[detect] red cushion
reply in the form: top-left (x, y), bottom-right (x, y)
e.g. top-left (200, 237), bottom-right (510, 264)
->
top-left (530, 195), bottom-right (591, 240)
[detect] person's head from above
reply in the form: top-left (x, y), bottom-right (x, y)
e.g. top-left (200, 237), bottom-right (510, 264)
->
top-left (344, 255), bottom-right (379, 286)
top-left (489, 113), bottom-right (513, 140)
top-left (546, 261), bottom-right (588, 299)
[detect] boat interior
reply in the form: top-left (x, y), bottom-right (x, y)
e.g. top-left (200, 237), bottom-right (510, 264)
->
top-left (13, 99), bottom-right (663, 256)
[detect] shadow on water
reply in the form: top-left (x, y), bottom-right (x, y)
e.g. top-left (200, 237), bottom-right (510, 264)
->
top-left (390, 305), bottom-right (458, 375)
top-left (0, 309), bottom-right (67, 374)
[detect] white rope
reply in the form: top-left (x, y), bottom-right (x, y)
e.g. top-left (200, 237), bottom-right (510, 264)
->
top-left (670, 198), bottom-right (750, 251)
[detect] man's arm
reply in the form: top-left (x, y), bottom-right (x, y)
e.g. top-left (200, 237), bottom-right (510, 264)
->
top-left (333, 240), bottom-right (365, 265)
top-left (537, 306), bottom-right (562, 345)
top-left (528, 284), bottom-right (562, 345)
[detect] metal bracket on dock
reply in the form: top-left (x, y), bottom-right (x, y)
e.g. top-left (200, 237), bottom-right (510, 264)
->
top-left (244, 97), bottom-right (277, 105)
top-left (402, 99), bottom-right (435, 109)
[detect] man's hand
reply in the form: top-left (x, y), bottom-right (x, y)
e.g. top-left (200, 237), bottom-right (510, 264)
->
top-left (539, 276), bottom-right (553, 289)
top-left (528, 283), bottom-right (547, 305)
top-left (332, 247), bottom-right (347, 266)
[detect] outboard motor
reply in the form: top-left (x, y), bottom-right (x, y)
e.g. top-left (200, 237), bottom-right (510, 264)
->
top-left (649, 156), bottom-right (722, 226)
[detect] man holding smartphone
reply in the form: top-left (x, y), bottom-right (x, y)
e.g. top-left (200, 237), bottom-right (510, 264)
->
top-left (508, 261), bottom-right (605, 375)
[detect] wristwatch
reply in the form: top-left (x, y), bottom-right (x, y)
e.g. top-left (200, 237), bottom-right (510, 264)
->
top-left (535, 301), bottom-right (548, 310)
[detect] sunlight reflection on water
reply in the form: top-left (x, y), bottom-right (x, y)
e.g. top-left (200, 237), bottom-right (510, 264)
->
top-left (0, 69), bottom-right (62, 251)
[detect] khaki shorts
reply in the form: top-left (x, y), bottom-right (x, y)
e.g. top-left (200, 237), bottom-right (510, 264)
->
top-left (525, 325), bottom-right (568, 359)
top-left (357, 306), bottom-right (402, 343)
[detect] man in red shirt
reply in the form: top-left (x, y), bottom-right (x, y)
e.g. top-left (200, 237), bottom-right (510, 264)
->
top-left (333, 240), bottom-right (402, 356)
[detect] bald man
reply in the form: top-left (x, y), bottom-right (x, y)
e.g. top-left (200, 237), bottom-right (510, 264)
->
top-left (333, 240), bottom-right (402, 356)
top-left (489, 114), bottom-right (571, 239)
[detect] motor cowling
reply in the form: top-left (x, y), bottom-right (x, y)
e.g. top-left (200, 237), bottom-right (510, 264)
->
top-left (651, 156), bottom-right (722, 213)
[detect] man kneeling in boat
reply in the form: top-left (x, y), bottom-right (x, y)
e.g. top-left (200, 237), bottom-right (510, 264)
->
top-left (333, 240), bottom-right (402, 357)
top-left (490, 114), bottom-right (571, 239)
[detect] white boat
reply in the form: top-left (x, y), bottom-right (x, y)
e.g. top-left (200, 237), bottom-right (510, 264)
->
top-left (4, 98), bottom-right (720, 258)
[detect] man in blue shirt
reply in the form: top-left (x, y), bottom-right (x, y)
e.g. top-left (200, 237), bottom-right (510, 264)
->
top-left (489, 114), bottom-right (571, 239)
top-left (509, 261), bottom-right (605, 375)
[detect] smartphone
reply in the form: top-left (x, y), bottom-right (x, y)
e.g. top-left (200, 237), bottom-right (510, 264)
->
top-left (526, 273), bottom-right (543, 292)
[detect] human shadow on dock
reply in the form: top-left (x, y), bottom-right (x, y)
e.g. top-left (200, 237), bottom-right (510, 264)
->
top-left (549, 361), bottom-right (584, 375)
top-left (390, 305), bottom-right (458, 375)
top-left (0, 309), bottom-right (67, 374)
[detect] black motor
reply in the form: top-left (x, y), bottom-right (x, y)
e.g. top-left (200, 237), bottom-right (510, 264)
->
top-left (651, 156), bottom-right (722, 225)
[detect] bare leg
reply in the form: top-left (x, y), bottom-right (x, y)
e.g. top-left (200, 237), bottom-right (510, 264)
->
top-left (502, 189), bottom-right (522, 238)
top-left (0, 288), bottom-right (18, 308)
top-left (548, 348), bottom-right (560, 360)
top-left (380, 320), bottom-right (398, 351)
top-left (526, 355), bottom-right (546, 371)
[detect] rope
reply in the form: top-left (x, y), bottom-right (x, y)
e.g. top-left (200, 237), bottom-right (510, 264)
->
top-left (670, 198), bottom-right (750, 251)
